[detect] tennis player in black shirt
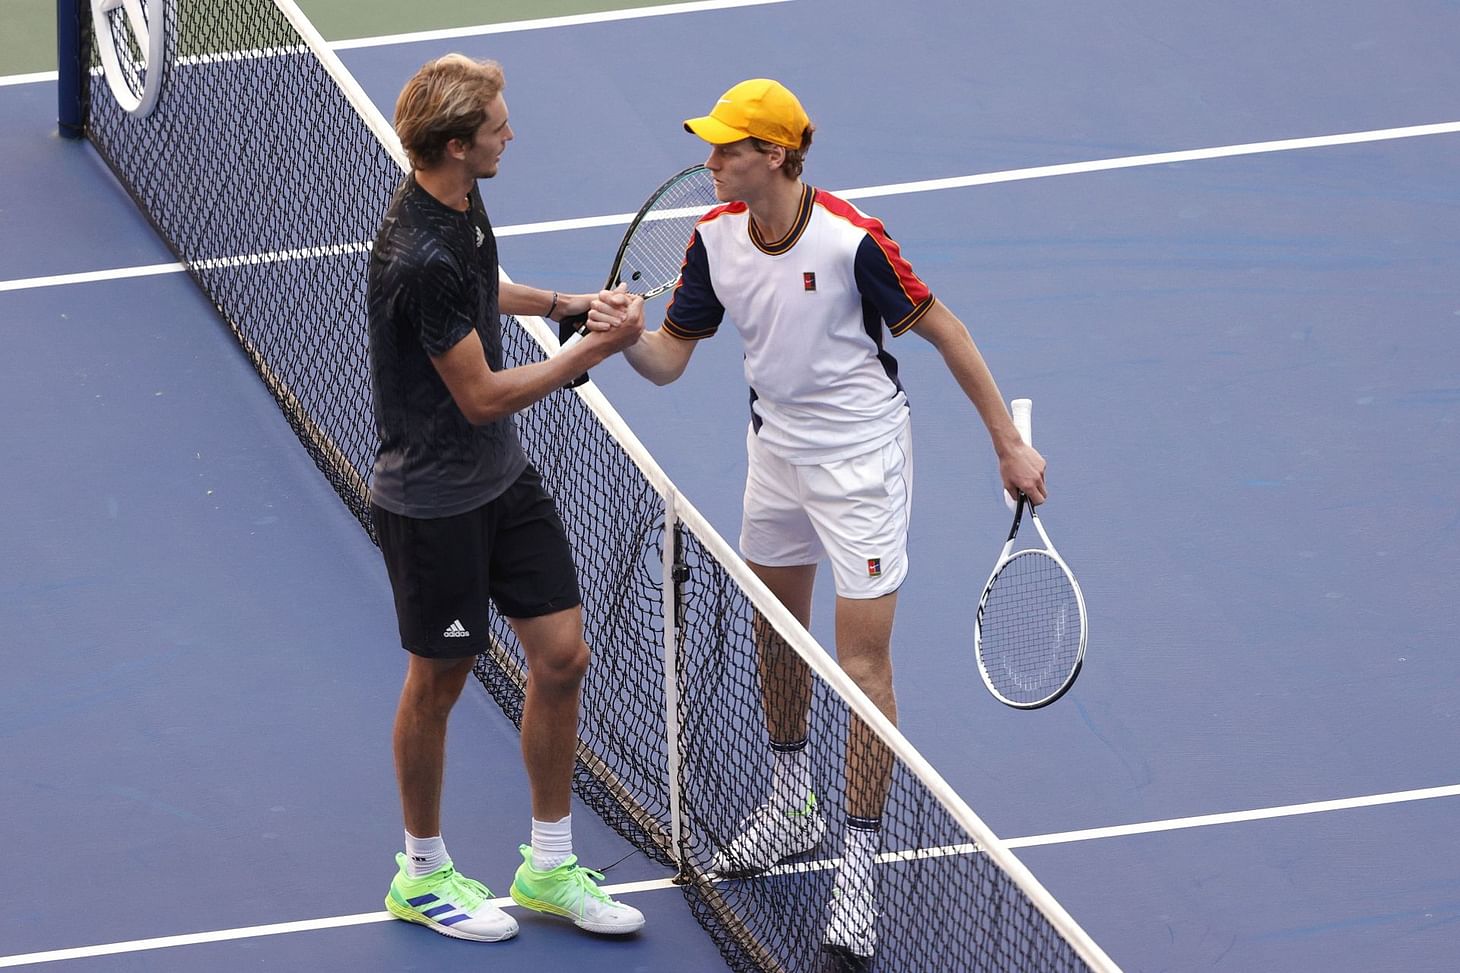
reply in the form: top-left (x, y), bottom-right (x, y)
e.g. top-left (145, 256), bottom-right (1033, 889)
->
top-left (368, 54), bottom-right (646, 943)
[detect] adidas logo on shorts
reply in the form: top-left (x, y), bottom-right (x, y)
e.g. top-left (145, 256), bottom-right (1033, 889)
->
top-left (443, 619), bottom-right (471, 638)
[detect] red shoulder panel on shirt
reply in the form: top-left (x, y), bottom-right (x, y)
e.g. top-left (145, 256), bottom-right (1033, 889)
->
top-left (813, 189), bottom-right (933, 308)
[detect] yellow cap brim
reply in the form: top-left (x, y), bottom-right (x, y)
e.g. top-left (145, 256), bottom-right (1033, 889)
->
top-left (683, 115), bottom-right (749, 145)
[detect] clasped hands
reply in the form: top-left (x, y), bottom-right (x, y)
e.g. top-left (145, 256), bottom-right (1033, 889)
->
top-left (583, 283), bottom-right (645, 350)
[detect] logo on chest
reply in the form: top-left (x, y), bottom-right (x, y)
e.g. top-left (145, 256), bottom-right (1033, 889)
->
top-left (475, 225), bottom-right (485, 248)
top-left (802, 272), bottom-right (817, 292)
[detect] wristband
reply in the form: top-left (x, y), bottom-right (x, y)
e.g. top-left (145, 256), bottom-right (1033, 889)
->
top-left (546, 291), bottom-right (559, 321)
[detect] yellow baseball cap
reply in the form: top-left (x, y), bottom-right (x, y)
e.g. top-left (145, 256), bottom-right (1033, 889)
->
top-left (683, 79), bottom-right (810, 149)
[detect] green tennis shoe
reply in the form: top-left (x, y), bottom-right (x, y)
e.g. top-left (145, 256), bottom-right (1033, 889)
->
top-left (384, 853), bottom-right (518, 942)
top-left (508, 845), bottom-right (645, 934)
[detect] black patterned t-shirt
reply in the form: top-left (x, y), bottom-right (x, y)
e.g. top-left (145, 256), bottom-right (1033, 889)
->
top-left (366, 175), bottom-right (527, 518)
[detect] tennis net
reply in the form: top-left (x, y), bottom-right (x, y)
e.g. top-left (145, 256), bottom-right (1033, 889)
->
top-left (63, 2), bottom-right (1119, 969)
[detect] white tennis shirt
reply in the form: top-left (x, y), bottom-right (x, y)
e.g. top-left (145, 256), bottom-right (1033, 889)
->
top-left (664, 185), bottom-right (935, 463)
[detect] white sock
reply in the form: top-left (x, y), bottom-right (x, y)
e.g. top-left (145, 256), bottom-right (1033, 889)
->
top-left (531, 814), bottom-right (573, 871)
top-left (403, 830), bottom-right (448, 878)
top-left (770, 738), bottom-right (813, 810)
top-left (839, 819), bottom-right (881, 890)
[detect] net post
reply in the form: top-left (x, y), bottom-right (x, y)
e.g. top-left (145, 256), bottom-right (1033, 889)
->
top-left (660, 489), bottom-right (688, 875)
top-left (56, 0), bottom-right (85, 139)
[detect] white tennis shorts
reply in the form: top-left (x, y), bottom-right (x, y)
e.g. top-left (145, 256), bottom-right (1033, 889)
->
top-left (739, 418), bottom-right (913, 599)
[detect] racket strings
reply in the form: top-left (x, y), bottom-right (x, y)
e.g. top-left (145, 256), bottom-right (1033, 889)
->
top-left (980, 551), bottom-right (1082, 705)
top-left (617, 171), bottom-right (718, 298)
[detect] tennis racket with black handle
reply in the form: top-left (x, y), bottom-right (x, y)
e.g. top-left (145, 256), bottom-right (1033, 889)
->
top-left (974, 398), bottom-right (1089, 709)
top-left (557, 164), bottom-right (718, 386)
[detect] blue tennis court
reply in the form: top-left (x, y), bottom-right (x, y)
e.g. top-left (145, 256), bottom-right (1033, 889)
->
top-left (3, 1), bottom-right (1459, 970)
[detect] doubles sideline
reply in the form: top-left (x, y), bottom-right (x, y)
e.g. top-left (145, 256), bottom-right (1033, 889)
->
top-left (3, 119), bottom-right (1458, 295)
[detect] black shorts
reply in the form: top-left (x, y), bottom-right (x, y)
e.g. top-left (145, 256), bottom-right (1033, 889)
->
top-left (371, 466), bottom-right (581, 659)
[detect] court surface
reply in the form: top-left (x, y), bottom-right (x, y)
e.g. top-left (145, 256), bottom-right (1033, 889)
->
top-left (3, 1), bottom-right (1459, 970)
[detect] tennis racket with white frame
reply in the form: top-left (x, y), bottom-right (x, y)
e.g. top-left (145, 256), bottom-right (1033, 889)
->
top-left (974, 398), bottom-right (1088, 709)
top-left (556, 164), bottom-right (718, 386)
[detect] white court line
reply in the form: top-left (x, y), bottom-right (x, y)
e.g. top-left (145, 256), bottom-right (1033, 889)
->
top-left (2, 784), bottom-right (1456, 967)
top-left (0, 70), bottom-right (58, 87)
top-left (491, 118), bottom-right (1460, 237)
top-left (0, 244), bottom-right (372, 294)
top-left (0, 261), bottom-right (187, 292)
top-left (1003, 781), bottom-right (1460, 850)
top-left (752, 783), bottom-right (1460, 879)
top-left (0, 877), bottom-right (677, 968)
top-left (329, 0), bottom-right (794, 50)
top-left (0, 912), bottom-right (394, 969)
top-left (844, 119), bottom-right (1460, 199)
top-left (3, 119), bottom-right (1458, 295)
top-left (0, 0), bottom-right (794, 87)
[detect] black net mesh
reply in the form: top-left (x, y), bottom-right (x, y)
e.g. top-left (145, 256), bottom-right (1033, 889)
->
top-left (480, 323), bottom-right (676, 863)
top-left (668, 527), bottom-right (1093, 973)
top-left (84, 1), bottom-right (387, 529)
top-left (77, 4), bottom-right (1108, 970)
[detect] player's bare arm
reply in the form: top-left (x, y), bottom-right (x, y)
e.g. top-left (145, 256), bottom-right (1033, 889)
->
top-left (499, 281), bottom-right (632, 325)
top-left (622, 326), bottom-right (697, 386)
top-left (432, 313), bottom-right (643, 423)
top-left (910, 299), bottom-right (1047, 503)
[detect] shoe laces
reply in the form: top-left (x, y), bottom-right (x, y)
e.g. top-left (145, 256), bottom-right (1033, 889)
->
top-left (435, 866), bottom-right (491, 910)
top-left (558, 863), bottom-right (614, 906)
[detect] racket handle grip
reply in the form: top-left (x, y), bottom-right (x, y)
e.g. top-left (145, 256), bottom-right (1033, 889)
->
top-left (556, 313), bottom-right (590, 388)
top-left (1011, 397), bottom-right (1033, 446)
top-left (1003, 397), bottom-right (1034, 511)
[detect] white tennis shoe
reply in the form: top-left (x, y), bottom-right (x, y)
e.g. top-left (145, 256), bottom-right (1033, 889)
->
top-left (822, 875), bottom-right (878, 964)
top-left (710, 793), bottom-right (826, 877)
